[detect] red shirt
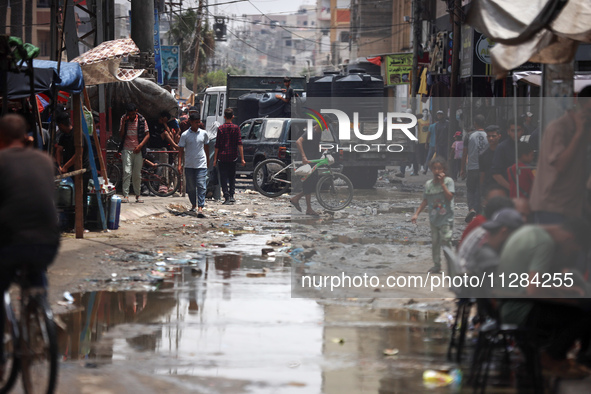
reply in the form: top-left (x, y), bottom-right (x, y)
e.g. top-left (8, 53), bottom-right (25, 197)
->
top-left (507, 162), bottom-right (534, 198)
top-left (460, 214), bottom-right (486, 246)
top-left (215, 122), bottom-right (242, 162)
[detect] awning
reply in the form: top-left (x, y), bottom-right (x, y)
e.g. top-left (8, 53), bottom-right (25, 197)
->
top-left (467, 0), bottom-right (591, 78)
top-left (512, 71), bottom-right (591, 93)
top-left (71, 39), bottom-right (145, 85)
top-left (1, 60), bottom-right (84, 99)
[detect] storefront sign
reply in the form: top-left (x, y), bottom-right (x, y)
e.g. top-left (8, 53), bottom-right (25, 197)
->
top-left (385, 53), bottom-right (413, 86)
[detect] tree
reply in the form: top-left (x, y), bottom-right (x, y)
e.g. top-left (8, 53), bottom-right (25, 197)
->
top-left (167, 6), bottom-right (215, 92)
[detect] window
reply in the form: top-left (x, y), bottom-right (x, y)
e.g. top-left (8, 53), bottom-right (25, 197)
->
top-left (303, 21), bottom-right (308, 26)
top-left (264, 120), bottom-right (284, 140)
top-left (240, 122), bottom-right (252, 139)
top-left (249, 122), bottom-right (263, 140)
top-left (340, 31), bottom-right (350, 43)
top-left (285, 40), bottom-right (292, 47)
top-left (37, 0), bottom-right (51, 7)
top-left (205, 95), bottom-right (218, 117)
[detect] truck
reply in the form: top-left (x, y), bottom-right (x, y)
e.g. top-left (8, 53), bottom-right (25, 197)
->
top-left (200, 73), bottom-right (415, 188)
top-left (200, 74), bottom-right (307, 132)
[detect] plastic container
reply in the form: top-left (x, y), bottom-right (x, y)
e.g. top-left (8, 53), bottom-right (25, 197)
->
top-left (107, 195), bottom-right (121, 230)
top-left (55, 177), bottom-right (75, 208)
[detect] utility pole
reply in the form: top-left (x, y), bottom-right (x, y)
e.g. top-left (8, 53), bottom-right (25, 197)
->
top-left (449, 0), bottom-right (461, 146)
top-left (410, 0), bottom-right (421, 113)
top-left (192, 0), bottom-right (204, 94)
top-left (130, 0), bottom-right (155, 79)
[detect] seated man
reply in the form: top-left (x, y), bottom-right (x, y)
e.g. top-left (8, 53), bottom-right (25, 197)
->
top-left (496, 219), bottom-right (591, 378)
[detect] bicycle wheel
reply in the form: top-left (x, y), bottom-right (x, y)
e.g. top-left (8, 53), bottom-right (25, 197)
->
top-left (20, 294), bottom-right (58, 394)
top-left (315, 173), bottom-right (354, 211)
top-left (106, 164), bottom-right (121, 191)
top-left (0, 294), bottom-right (20, 394)
top-left (253, 159), bottom-right (290, 198)
top-left (145, 164), bottom-right (180, 197)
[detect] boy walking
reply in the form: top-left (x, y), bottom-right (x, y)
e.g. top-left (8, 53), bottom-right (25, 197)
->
top-left (213, 108), bottom-right (245, 204)
top-left (411, 157), bottom-right (455, 273)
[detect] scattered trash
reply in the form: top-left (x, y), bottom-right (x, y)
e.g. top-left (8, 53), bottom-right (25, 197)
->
top-left (155, 262), bottom-right (166, 266)
top-left (63, 292), bottom-right (74, 304)
top-left (331, 338), bottom-right (345, 345)
top-left (246, 272), bottom-right (266, 278)
top-left (383, 348), bottom-right (399, 356)
top-left (423, 369), bottom-right (461, 388)
top-left (111, 273), bottom-right (117, 278)
top-left (261, 248), bottom-right (274, 256)
top-left (191, 267), bottom-right (203, 276)
top-left (407, 253), bottom-right (416, 258)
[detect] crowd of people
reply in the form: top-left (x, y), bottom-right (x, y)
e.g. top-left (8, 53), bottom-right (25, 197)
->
top-left (412, 86), bottom-right (591, 379)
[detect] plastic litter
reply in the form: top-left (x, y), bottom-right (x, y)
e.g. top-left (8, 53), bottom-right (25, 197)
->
top-left (423, 369), bottom-right (461, 388)
top-left (383, 348), bottom-right (399, 356)
top-left (63, 292), bottom-right (74, 304)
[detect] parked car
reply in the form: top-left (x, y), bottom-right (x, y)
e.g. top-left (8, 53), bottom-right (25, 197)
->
top-left (237, 117), bottom-right (308, 176)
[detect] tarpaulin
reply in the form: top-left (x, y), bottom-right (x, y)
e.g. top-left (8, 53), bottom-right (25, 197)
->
top-left (512, 71), bottom-right (591, 93)
top-left (71, 39), bottom-right (144, 86)
top-left (467, 0), bottom-right (591, 78)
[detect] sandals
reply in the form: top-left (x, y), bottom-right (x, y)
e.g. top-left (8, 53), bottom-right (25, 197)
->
top-left (121, 196), bottom-right (129, 203)
top-left (136, 197), bottom-right (144, 203)
top-left (290, 200), bottom-right (302, 212)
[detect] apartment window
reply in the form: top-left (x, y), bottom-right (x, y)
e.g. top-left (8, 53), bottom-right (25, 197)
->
top-left (37, 0), bottom-right (51, 7)
top-left (340, 31), bottom-right (350, 42)
top-left (285, 40), bottom-right (292, 47)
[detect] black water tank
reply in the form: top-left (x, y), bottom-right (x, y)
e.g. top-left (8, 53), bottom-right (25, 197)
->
top-left (237, 92), bottom-right (263, 125)
top-left (258, 92), bottom-right (286, 118)
top-left (332, 71), bottom-right (384, 121)
top-left (307, 71), bottom-right (339, 98)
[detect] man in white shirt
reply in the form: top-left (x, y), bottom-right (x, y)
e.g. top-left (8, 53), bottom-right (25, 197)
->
top-left (178, 114), bottom-right (209, 217)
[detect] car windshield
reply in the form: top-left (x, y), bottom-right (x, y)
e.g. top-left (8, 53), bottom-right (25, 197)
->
top-left (263, 120), bottom-right (284, 140)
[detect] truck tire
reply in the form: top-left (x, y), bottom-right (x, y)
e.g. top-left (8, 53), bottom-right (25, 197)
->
top-left (343, 167), bottom-right (379, 189)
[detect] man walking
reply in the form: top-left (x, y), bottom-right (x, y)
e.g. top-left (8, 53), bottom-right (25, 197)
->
top-left (178, 114), bottom-right (209, 218)
top-left (434, 110), bottom-right (450, 160)
top-left (461, 114), bottom-right (489, 222)
top-left (213, 108), bottom-right (245, 205)
top-left (119, 103), bottom-right (150, 203)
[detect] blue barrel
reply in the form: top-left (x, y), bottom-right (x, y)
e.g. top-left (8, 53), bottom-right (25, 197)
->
top-left (108, 195), bottom-right (121, 230)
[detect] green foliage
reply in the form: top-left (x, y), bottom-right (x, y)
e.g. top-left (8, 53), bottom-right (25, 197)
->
top-left (167, 10), bottom-right (215, 76)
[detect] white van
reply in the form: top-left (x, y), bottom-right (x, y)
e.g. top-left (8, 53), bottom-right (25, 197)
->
top-left (200, 86), bottom-right (226, 133)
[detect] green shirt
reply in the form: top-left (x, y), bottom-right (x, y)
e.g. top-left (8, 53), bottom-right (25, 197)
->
top-left (423, 177), bottom-right (455, 227)
top-left (497, 225), bottom-right (555, 326)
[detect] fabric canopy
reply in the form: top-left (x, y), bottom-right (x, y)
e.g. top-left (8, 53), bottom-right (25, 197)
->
top-left (513, 71), bottom-right (591, 93)
top-left (1, 60), bottom-right (84, 99)
top-left (467, 0), bottom-right (591, 78)
top-left (71, 39), bottom-right (144, 86)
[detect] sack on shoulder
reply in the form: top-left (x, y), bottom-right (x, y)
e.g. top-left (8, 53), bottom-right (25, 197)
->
top-left (295, 164), bottom-right (312, 176)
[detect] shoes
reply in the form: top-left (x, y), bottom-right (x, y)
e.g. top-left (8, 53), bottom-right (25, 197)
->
top-left (197, 212), bottom-right (206, 218)
top-left (465, 210), bottom-right (476, 223)
top-left (229, 196), bottom-right (236, 203)
top-left (222, 199), bottom-right (232, 205)
top-left (395, 173), bottom-right (405, 178)
top-left (290, 199), bottom-right (302, 212)
top-left (135, 197), bottom-right (144, 203)
top-left (411, 172), bottom-right (419, 176)
top-left (427, 266), bottom-right (441, 274)
top-left (121, 196), bottom-right (129, 203)
top-left (189, 207), bottom-right (196, 212)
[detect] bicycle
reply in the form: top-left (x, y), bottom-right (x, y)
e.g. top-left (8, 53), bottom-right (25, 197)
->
top-left (252, 152), bottom-right (354, 211)
top-left (0, 271), bottom-right (58, 394)
top-left (106, 151), bottom-right (181, 197)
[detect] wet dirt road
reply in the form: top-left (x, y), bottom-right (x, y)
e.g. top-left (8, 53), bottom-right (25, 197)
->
top-left (52, 237), bottom-right (452, 394)
top-left (21, 172), bottom-right (475, 393)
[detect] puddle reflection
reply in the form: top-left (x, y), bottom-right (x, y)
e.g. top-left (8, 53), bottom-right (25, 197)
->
top-left (59, 251), bottom-right (453, 393)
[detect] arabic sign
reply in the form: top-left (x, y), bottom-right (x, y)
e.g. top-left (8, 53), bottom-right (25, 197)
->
top-left (385, 53), bottom-right (412, 86)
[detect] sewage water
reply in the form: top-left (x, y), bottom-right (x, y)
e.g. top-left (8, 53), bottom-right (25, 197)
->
top-left (59, 235), bottom-right (455, 393)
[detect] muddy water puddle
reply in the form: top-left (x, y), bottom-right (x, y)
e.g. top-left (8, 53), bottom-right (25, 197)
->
top-left (57, 237), bottom-right (460, 393)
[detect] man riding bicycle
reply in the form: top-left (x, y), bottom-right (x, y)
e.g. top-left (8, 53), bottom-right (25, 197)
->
top-left (0, 114), bottom-right (59, 366)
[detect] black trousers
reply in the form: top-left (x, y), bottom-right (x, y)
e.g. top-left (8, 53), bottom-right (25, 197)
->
top-left (218, 161), bottom-right (237, 199)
